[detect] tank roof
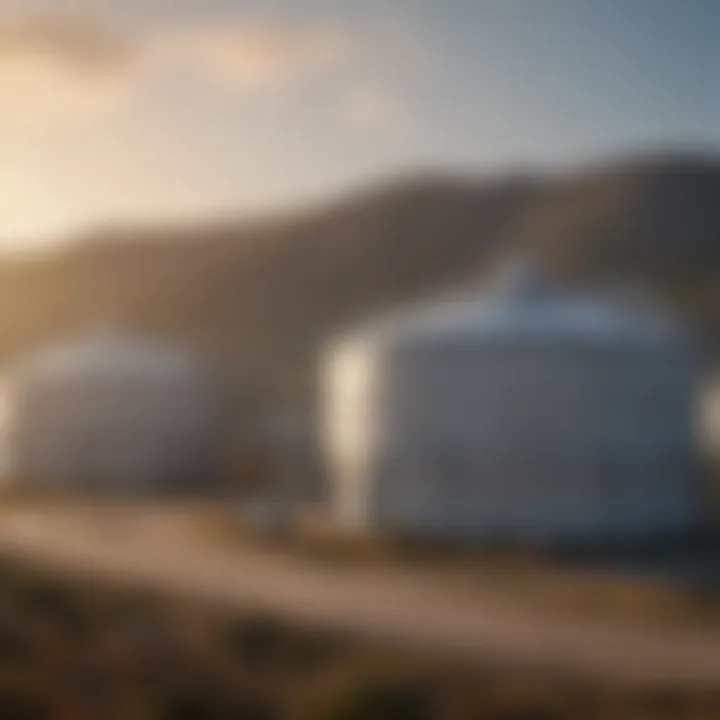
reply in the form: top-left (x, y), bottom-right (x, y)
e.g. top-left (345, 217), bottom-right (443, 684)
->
top-left (334, 261), bottom-right (687, 353)
top-left (16, 330), bottom-right (198, 385)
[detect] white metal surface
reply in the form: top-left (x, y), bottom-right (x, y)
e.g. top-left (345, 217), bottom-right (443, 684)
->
top-left (6, 331), bottom-right (216, 494)
top-left (323, 264), bottom-right (700, 540)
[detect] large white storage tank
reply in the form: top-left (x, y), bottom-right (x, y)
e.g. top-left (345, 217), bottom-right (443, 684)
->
top-left (323, 264), bottom-right (701, 542)
top-left (7, 331), bottom-right (217, 496)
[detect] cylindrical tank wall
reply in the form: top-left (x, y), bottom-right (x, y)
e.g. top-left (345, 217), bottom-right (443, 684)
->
top-left (7, 350), bottom-right (219, 495)
top-left (325, 336), bottom-right (700, 541)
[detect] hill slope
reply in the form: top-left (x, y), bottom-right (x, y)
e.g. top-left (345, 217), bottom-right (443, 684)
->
top-left (0, 154), bottom-right (717, 406)
top-left (512, 154), bottom-right (720, 347)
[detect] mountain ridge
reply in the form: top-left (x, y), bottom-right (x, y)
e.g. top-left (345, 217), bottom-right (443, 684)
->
top-left (0, 152), bottom-right (717, 405)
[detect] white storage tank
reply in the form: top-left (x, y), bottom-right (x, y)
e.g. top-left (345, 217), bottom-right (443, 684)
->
top-left (7, 331), bottom-right (218, 496)
top-left (703, 376), bottom-right (720, 462)
top-left (322, 263), bottom-right (701, 542)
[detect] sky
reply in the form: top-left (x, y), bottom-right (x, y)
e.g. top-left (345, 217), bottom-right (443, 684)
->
top-left (0, 0), bottom-right (717, 247)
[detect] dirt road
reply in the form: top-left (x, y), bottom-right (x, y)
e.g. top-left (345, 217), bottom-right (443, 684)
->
top-left (0, 506), bottom-right (718, 686)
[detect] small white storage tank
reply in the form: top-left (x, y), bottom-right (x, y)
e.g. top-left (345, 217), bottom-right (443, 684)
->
top-left (323, 263), bottom-right (700, 542)
top-left (703, 377), bottom-right (720, 462)
top-left (7, 331), bottom-right (217, 496)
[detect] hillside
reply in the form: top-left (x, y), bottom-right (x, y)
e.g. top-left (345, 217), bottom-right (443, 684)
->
top-left (0, 153), bottom-right (718, 408)
top-left (511, 154), bottom-right (720, 350)
top-left (0, 174), bottom-right (537, 403)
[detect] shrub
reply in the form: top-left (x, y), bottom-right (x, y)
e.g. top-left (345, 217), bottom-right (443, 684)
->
top-left (161, 687), bottom-right (276, 720)
top-left (299, 675), bottom-right (431, 720)
top-left (222, 613), bottom-right (287, 668)
top-left (0, 684), bottom-right (49, 720)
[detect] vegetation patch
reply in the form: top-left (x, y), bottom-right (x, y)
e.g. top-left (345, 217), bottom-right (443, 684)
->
top-left (0, 556), bottom-right (714, 718)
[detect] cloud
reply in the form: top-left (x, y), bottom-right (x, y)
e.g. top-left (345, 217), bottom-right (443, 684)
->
top-left (152, 23), bottom-right (357, 94)
top-left (340, 83), bottom-right (405, 133)
top-left (0, 57), bottom-right (131, 131)
top-left (0, 14), bottom-right (364, 130)
top-left (0, 16), bottom-right (136, 131)
top-left (0, 15), bottom-right (127, 67)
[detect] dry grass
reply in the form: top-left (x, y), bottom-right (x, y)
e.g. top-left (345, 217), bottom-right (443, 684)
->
top-left (0, 556), bottom-right (715, 718)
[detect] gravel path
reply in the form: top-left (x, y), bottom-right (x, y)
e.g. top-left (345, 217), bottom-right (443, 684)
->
top-left (0, 507), bottom-right (718, 687)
